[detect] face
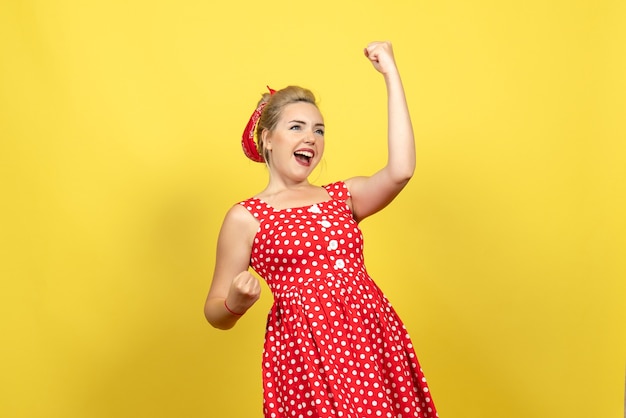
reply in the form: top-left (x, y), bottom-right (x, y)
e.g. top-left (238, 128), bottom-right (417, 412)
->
top-left (263, 101), bottom-right (325, 180)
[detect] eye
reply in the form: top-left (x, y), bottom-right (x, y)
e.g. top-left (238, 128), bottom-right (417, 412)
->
top-left (289, 125), bottom-right (301, 130)
top-left (315, 129), bottom-right (325, 136)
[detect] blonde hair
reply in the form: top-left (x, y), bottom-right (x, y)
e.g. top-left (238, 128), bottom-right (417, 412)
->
top-left (255, 86), bottom-right (318, 163)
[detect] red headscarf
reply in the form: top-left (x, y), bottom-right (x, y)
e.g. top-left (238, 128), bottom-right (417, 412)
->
top-left (241, 86), bottom-right (276, 163)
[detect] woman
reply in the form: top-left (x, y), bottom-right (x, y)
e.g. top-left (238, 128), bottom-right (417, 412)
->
top-left (205, 41), bottom-right (438, 418)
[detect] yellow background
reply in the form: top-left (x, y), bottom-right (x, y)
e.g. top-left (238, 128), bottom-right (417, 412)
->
top-left (1, 1), bottom-right (624, 417)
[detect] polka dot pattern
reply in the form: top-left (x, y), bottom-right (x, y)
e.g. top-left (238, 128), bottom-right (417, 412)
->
top-left (240, 181), bottom-right (437, 418)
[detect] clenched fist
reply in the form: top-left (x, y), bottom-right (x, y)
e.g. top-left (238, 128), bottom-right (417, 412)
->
top-left (225, 271), bottom-right (261, 315)
top-left (364, 41), bottom-right (398, 75)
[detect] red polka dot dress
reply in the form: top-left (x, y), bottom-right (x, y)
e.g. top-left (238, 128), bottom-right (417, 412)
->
top-left (240, 181), bottom-right (438, 418)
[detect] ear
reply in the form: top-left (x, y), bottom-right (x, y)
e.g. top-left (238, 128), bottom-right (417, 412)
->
top-left (262, 129), bottom-right (272, 150)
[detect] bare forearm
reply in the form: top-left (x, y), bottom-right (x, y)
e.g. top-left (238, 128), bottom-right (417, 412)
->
top-left (204, 297), bottom-right (242, 330)
top-left (384, 68), bottom-right (415, 182)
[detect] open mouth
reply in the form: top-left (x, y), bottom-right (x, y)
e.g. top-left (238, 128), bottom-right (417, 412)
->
top-left (294, 150), bottom-right (314, 166)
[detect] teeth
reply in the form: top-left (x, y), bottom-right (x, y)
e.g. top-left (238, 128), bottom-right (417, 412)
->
top-left (295, 151), bottom-right (313, 158)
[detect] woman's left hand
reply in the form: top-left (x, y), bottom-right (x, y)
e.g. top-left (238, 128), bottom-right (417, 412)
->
top-left (364, 41), bottom-right (398, 75)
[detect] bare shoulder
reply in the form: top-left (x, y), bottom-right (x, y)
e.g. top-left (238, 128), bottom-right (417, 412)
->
top-left (220, 203), bottom-right (259, 244)
top-left (342, 176), bottom-right (367, 202)
top-left (223, 203), bottom-right (258, 226)
top-left (340, 177), bottom-right (366, 214)
top-left (343, 174), bottom-right (406, 222)
top-left (343, 176), bottom-right (367, 191)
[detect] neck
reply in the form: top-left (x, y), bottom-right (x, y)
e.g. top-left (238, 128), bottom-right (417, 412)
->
top-left (264, 176), bottom-right (312, 195)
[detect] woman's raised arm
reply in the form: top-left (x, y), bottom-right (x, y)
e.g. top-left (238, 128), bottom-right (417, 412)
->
top-left (345, 41), bottom-right (415, 222)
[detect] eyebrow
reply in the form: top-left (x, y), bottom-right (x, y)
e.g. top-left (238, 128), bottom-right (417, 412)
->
top-left (288, 119), bottom-right (325, 127)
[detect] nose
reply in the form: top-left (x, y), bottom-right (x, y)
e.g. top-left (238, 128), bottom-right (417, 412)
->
top-left (304, 128), bottom-right (316, 144)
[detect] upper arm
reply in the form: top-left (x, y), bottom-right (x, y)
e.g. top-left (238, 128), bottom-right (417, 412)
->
top-left (344, 169), bottom-right (411, 222)
top-left (206, 204), bottom-right (259, 300)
